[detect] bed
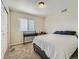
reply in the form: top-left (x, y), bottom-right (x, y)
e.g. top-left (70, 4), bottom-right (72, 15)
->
top-left (33, 31), bottom-right (78, 59)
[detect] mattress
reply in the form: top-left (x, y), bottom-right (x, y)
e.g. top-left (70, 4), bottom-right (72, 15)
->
top-left (33, 34), bottom-right (78, 59)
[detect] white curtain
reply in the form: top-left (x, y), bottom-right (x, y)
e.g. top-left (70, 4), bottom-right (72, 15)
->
top-left (19, 18), bottom-right (35, 32)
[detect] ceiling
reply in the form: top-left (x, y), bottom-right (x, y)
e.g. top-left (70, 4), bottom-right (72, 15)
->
top-left (6, 0), bottom-right (75, 16)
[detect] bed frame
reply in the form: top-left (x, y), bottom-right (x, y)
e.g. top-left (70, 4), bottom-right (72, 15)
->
top-left (33, 43), bottom-right (49, 59)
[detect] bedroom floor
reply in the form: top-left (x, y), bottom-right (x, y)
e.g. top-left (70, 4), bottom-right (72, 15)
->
top-left (4, 43), bottom-right (78, 59)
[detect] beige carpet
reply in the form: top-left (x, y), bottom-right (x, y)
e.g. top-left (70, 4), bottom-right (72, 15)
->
top-left (4, 43), bottom-right (42, 59)
top-left (4, 43), bottom-right (78, 59)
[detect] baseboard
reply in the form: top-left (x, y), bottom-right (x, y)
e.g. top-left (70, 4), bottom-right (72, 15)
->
top-left (10, 42), bottom-right (23, 47)
top-left (10, 41), bottom-right (33, 47)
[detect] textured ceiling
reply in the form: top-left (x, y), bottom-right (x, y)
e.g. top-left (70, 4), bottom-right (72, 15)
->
top-left (6, 0), bottom-right (76, 16)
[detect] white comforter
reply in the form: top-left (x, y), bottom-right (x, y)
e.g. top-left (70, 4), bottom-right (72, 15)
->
top-left (33, 34), bottom-right (78, 59)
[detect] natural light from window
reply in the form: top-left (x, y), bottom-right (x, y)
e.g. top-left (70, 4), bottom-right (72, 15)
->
top-left (19, 18), bottom-right (35, 32)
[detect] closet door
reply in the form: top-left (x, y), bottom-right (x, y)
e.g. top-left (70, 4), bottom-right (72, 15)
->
top-left (1, 3), bottom-right (8, 59)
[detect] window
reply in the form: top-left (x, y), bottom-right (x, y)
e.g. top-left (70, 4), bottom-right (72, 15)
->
top-left (19, 18), bottom-right (35, 32)
top-left (28, 20), bottom-right (35, 31)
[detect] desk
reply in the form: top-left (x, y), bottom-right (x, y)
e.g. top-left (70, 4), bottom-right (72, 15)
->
top-left (23, 32), bottom-right (46, 44)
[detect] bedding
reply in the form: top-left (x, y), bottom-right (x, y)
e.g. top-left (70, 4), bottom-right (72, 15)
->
top-left (54, 31), bottom-right (76, 35)
top-left (33, 34), bottom-right (78, 59)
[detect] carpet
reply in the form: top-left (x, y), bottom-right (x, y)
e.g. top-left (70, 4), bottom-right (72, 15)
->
top-left (4, 43), bottom-right (78, 59)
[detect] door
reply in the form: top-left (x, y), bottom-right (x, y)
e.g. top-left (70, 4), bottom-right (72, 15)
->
top-left (1, 2), bottom-right (8, 59)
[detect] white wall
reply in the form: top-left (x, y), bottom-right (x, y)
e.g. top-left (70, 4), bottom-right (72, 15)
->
top-left (45, 0), bottom-right (78, 33)
top-left (10, 10), bottom-right (45, 45)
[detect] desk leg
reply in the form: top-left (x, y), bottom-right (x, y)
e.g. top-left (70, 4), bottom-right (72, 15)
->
top-left (23, 36), bottom-right (25, 44)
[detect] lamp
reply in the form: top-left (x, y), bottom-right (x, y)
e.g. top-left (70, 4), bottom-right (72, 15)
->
top-left (38, 2), bottom-right (45, 8)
